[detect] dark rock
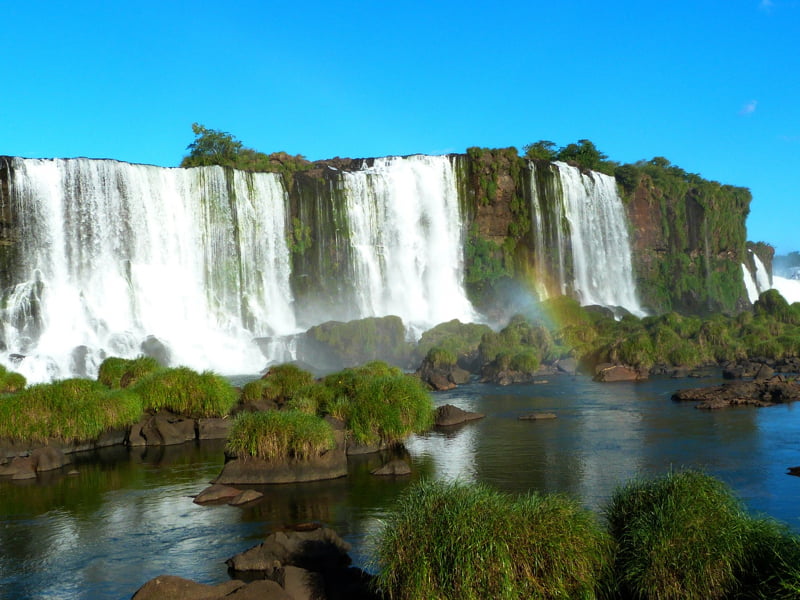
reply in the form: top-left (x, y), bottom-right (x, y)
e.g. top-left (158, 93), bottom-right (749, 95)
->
top-left (0, 455), bottom-right (37, 479)
top-left (215, 430), bottom-right (347, 484)
top-left (137, 412), bottom-right (196, 446)
top-left (31, 446), bottom-right (69, 472)
top-left (346, 440), bottom-right (389, 455)
top-left (226, 579), bottom-right (293, 600)
top-left (671, 367), bottom-right (690, 379)
top-left (197, 418), bottom-right (231, 440)
top-left (229, 489), bottom-right (264, 506)
top-left (281, 565), bottom-right (324, 600)
top-left (226, 526), bottom-right (352, 574)
top-left (673, 378), bottom-right (800, 409)
top-left (518, 412), bottom-right (557, 421)
top-left (131, 575), bottom-right (245, 600)
top-left (556, 357), bottom-right (578, 375)
top-left (193, 484), bottom-right (242, 505)
top-left (787, 466), bottom-right (800, 477)
top-left (140, 335), bottom-right (171, 367)
top-left (593, 364), bottom-right (647, 382)
top-left (434, 404), bottom-right (484, 426)
top-left (371, 459), bottom-right (411, 476)
top-left (755, 364), bottom-right (775, 381)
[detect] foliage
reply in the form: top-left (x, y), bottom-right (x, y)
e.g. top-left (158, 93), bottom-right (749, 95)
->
top-left (479, 314), bottom-right (553, 368)
top-left (320, 362), bottom-right (433, 446)
top-left (180, 123), bottom-right (311, 176)
top-left (522, 140), bottom-right (558, 161)
top-left (131, 367), bottom-right (238, 418)
top-left (415, 319), bottom-right (492, 364)
top-left (0, 379), bottom-right (142, 442)
top-left (372, 479), bottom-right (609, 600)
top-left (0, 364), bottom-right (26, 394)
top-left (97, 355), bottom-right (160, 389)
top-left (226, 409), bottom-right (335, 462)
top-left (522, 138), bottom-right (617, 175)
top-left (425, 346), bottom-right (457, 369)
top-left (604, 470), bottom-right (751, 600)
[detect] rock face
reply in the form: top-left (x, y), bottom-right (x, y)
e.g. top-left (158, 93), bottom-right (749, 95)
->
top-left (371, 459), bottom-right (411, 476)
top-left (433, 404), bottom-right (485, 427)
top-left (672, 376), bottom-right (800, 409)
top-left (416, 359), bottom-right (471, 391)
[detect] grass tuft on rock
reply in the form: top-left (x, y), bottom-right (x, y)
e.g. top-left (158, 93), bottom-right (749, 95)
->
top-left (373, 479), bottom-right (609, 600)
top-left (131, 367), bottom-right (237, 418)
top-left (0, 378), bottom-right (142, 442)
top-left (604, 469), bottom-right (751, 600)
top-left (97, 355), bottom-right (161, 388)
top-left (0, 364), bottom-right (26, 394)
top-left (226, 409), bottom-right (336, 462)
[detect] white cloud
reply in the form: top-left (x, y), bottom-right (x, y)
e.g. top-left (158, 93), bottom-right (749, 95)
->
top-left (739, 100), bottom-right (758, 115)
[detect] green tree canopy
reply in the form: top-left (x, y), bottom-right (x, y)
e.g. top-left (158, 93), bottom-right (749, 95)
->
top-left (181, 123), bottom-right (244, 168)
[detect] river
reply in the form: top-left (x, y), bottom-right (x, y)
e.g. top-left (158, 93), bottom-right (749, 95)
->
top-left (2, 374), bottom-right (799, 599)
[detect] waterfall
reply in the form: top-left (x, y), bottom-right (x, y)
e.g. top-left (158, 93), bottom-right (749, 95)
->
top-left (529, 161), bottom-right (643, 315)
top-left (339, 155), bottom-right (476, 334)
top-left (0, 158), bottom-right (295, 382)
top-left (742, 263), bottom-right (760, 303)
top-left (752, 253), bottom-right (771, 293)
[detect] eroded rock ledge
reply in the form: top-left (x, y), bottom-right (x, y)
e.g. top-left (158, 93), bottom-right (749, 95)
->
top-left (672, 376), bottom-right (800, 409)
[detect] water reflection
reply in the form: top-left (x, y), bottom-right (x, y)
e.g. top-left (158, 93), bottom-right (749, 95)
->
top-left (2, 377), bottom-right (800, 599)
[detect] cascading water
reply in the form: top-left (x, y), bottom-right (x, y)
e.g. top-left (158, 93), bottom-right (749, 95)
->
top-left (555, 162), bottom-right (643, 314)
top-left (743, 251), bottom-right (774, 303)
top-left (339, 155), bottom-right (476, 334)
top-left (743, 263), bottom-right (760, 303)
top-left (0, 158), bottom-right (296, 382)
top-left (529, 161), bottom-right (644, 315)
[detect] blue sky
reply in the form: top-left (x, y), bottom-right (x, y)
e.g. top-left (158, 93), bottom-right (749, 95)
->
top-left (2, 1), bottom-right (798, 252)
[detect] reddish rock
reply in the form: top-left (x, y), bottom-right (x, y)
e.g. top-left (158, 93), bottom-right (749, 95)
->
top-left (593, 364), bottom-right (647, 382)
top-left (193, 484), bottom-right (242, 505)
top-left (434, 404), bottom-right (484, 426)
top-left (130, 575), bottom-right (244, 600)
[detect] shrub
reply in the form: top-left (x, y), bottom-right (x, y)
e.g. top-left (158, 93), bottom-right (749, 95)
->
top-left (415, 319), bottom-right (492, 363)
top-left (257, 363), bottom-right (315, 403)
top-left (604, 470), bottom-right (751, 600)
top-left (0, 379), bottom-right (142, 442)
top-left (736, 518), bottom-right (800, 599)
top-left (321, 362), bottom-right (433, 446)
top-left (510, 349), bottom-right (539, 373)
top-left (425, 346), bottom-right (457, 369)
top-left (226, 409), bottom-right (335, 462)
top-left (132, 367), bottom-right (237, 418)
top-left (97, 355), bottom-right (160, 388)
top-left (373, 479), bottom-right (609, 600)
top-left (0, 365), bottom-right (26, 393)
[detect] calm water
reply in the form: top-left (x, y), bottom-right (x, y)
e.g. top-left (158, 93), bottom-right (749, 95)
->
top-left (2, 375), bottom-right (800, 599)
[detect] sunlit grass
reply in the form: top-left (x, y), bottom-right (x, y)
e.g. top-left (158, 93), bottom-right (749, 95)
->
top-left (226, 409), bottom-right (336, 461)
top-left (131, 367), bottom-right (238, 418)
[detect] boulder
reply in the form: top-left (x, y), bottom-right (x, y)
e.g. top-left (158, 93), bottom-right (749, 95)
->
top-left (135, 412), bottom-right (197, 446)
top-left (197, 418), bottom-right (231, 440)
top-left (0, 455), bottom-right (37, 479)
top-left (593, 364), bottom-right (647, 382)
top-left (434, 404), bottom-right (484, 427)
top-left (280, 565), bottom-right (324, 600)
top-left (130, 575), bottom-right (244, 600)
top-left (518, 413), bottom-right (557, 421)
top-left (221, 580), bottom-right (292, 600)
top-left (371, 459), bottom-right (411, 476)
top-left (672, 378), bottom-right (800, 409)
top-left (226, 526), bottom-right (352, 574)
top-left (755, 364), bottom-right (775, 381)
top-left (555, 357), bottom-right (578, 375)
top-left (193, 484), bottom-right (242, 505)
top-left (788, 466), bottom-right (800, 477)
top-left (229, 489), bottom-right (264, 506)
top-left (31, 446), bottom-right (69, 472)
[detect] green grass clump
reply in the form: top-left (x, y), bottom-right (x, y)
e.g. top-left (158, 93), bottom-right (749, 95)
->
top-left (604, 470), bottom-right (751, 600)
top-left (132, 367), bottom-right (237, 418)
top-left (373, 479), bottom-right (609, 600)
top-left (425, 346), bottom-right (457, 369)
top-left (241, 363), bottom-right (315, 406)
top-left (0, 378), bottom-right (142, 442)
top-left (415, 319), bottom-right (493, 363)
top-left (0, 365), bottom-right (26, 393)
top-left (97, 355), bottom-right (161, 388)
top-left (226, 409), bottom-right (336, 462)
top-left (321, 362), bottom-right (433, 446)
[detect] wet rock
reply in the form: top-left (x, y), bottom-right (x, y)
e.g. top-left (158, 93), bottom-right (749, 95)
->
top-left (226, 526), bottom-right (351, 574)
top-left (593, 364), bottom-right (647, 382)
top-left (229, 489), bottom-right (264, 506)
top-left (0, 455), bottom-right (37, 479)
top-left (31, 446), bottom-right (69, 472)
top-left (434, 404), bottom-right (484, 426)
top-left (197, 418), bottom-right (231, 440)
top-left (134, 411), bottom-right (196, 446)
top-left (518, 412), bottom-right (557, 421)
top-left (225, 580), bottom-right (292, 600)
top-left (131, 575), bottom-right (245, 600)
top-left (788, 466), bottom-right (800, 477)
top-left (140, 335), bottom-right (171, 367)
top-left (555, 357), bottom-right (578, 375)
top-left (194, 484), bottom-right (242, 505)
top-left (673, 377), bottom-right (800, 409)
top-left (371, 459), bottom-right (411, 476)
top-left (755, 364), bottom-right (775, 381)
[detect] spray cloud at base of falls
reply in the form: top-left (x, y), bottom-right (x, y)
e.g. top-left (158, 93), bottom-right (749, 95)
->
top-left (0, 155), bottom-right (478, 382)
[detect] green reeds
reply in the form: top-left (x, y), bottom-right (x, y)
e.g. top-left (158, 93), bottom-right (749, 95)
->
top-left (97, 355), bottom-right (160, 388)
top-left (0, 364), bottom-right (26, 393)
top-left (373, 479), bottom-right (609, 600)
top-left (131, 367), bottom-right (237, 418)
top-left (605, 469), bottom-right (750, 599)
top-left (226, 409), bottom-right (336, 462)
top-left (0, 378), bottom-right (141, 442)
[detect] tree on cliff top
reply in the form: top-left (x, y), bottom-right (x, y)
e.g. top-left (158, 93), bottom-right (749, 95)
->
top-left (180, 123), bottom-right (311, 174)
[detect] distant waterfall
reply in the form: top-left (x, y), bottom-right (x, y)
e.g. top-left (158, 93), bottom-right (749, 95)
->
top-left (529, 161), bottom-right (643, 314)
top-left (339, 155), bottom-right (476, 333)
top-left (743, 251), bottom-right (772, 303)
top-left (0, 158), bottom-right (295, 382)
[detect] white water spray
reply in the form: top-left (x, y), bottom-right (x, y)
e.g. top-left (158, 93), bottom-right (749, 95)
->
top-left (340, 155), bottom-right (476, 333)
top-left (1, 158), bottom-right (296, 382)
